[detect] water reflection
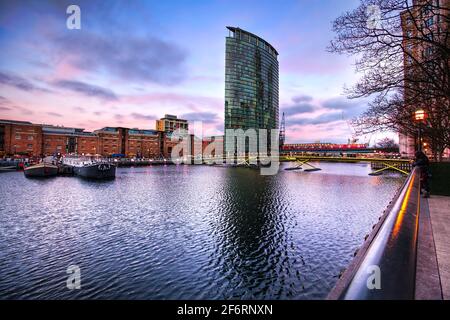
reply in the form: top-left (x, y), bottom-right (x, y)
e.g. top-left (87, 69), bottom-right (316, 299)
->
top-left (0, 163), bottom-right (404, 299)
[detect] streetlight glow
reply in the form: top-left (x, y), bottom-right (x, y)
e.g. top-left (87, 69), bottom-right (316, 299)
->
top-left (414, 109), bottom-right (427, 122)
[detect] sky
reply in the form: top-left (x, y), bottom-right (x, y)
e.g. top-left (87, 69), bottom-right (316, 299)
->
top-left (0, 0), bottom-right (390, 144)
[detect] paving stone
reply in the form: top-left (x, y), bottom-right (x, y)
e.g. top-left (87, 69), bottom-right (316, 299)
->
top-left (429, 196), bottom-right (450, 300)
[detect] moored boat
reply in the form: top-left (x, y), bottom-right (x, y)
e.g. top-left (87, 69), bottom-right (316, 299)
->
top-left (64, 157), bottom-right (116, 180)
top-left (24, 162), bottom-right (58, 178)
top-left (73, 162), bottom-right (116, 180)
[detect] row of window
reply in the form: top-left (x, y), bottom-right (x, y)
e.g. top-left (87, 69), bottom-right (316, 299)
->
top-left (229, 32), bottom-right (278, 58)
top-left (15, 135), bottom-right (35, 140)
top-left (226, 45), bottom-right (278, 64)
top-left (12, 144), bottom-right (34, 150)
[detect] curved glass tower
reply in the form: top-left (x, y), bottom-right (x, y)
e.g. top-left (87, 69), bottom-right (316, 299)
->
top-left (225, 27), bottom-right (279, 132)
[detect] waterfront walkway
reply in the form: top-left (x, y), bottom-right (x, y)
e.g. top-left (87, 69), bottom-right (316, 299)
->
top-left (429, 196), bottom-right (450, 300)
top-left (416, 195), bottom-right (450, 300)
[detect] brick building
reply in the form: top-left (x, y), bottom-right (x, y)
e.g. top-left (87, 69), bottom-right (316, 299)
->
top-left (0, 118), bottom-right (200, 159)
top-left (42, 125), bottom-right (98, 156)
top-left (126, 129), bottom-right (161, 158)
top-left (94, 127), bottom-right (162, 158)
top-left (0, 119), bottom-right (43, 157)
top-left (95, 127), bottom-right (123, 157)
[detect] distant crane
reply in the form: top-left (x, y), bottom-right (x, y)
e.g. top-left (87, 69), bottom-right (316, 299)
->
top-left (342, 111), bottom-right (373, 146)
top-left (279, 112), bottom-right (286, 149)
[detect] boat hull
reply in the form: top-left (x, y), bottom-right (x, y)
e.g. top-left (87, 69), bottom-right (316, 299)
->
top-left (74, 163), bottom-right (116, 180)
top-left (24, 163), bottom-right (58, 178)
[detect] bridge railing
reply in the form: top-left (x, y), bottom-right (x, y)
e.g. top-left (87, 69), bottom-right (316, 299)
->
top-left (327, 167), bottom-right (421, 300)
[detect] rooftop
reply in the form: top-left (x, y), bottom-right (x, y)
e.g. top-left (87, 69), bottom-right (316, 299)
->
top-left (0, 119), bottom-right (34, 126)
top-left (226, 26), bottom-right (279, 56)
top-left (160, 114), bottom-right (187, 121)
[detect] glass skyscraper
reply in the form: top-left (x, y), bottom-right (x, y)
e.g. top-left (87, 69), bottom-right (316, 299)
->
top-left (224, 27), bottom-right (279, 154)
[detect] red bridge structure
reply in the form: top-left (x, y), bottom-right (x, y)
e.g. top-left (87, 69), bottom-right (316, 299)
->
top-left (281, 143), bottom-right (373, 154)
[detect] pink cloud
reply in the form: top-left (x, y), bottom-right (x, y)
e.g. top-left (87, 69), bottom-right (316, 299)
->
top-left (121, 92), bottom-right (223, 114)
top-left (281, 53), bottom-right (349, 75)
top-left (286, 121), bottom-right (352, 144)
top-left (49, 59), bottom-right (85, 81)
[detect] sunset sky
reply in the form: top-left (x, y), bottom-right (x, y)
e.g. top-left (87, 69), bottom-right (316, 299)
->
top-left (0, 0), bottom-right (389, 144)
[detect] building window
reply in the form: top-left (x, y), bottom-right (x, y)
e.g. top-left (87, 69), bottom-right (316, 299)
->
top-left (27, 144), bottom-right (33, 150)
top-left (0, 125), bottom-right (4, 151)
top-left (28, 135), bottom-right (34, 141)
top-left (15, 135), bottom-right (21, 140)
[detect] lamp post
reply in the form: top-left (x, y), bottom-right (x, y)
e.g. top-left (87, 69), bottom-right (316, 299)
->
top-left (414, 109), bottom-right (427, 152)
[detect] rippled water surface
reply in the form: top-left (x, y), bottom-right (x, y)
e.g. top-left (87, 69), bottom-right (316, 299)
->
top-left (0, 163), bottom-right (404, 299)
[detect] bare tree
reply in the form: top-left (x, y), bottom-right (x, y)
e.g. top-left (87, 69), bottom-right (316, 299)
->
top-left (375, 137), bottom-right (400, 150)
top-left (329, 0), bottom-right (450, 160)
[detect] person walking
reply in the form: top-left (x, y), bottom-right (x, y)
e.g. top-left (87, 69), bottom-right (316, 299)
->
top-left (413, 151), bottom-right (431, 198)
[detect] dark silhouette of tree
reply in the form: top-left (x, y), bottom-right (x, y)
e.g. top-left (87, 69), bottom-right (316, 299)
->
top-left (375, 137), bottom-right (400, 151)
top-left (329, 0), bottom-right (449, 160)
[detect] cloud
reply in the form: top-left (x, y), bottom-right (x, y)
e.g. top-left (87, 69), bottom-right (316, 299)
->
top-left (15, 106), bottom-right (34, 115)
top-left (181, 112), bottom-right (220, 124)
top-left (0, 106), bottom-right (11, 111)
top-left (288, 112), bottom-right (343, 126)
top-left (283, 102), bottom-right (316, 115)
top-left (292, 95), bottom-right (313, 103)
top-left (322, 97), bottom-right (367, 118)
top-left (54, 80), bottom-right (118, 101)
top-left (52, 31), bottom-right (188, 86)
top-left (0, 95), bottom-right (10, 108)
top-left (282, 95), bottom-right (368, 127)
top-left (282, 94), bottom-right (320, 116)
top-left (122, 93), bottom-right (222, 111)
top-left (0, 71), bottom-right (39, 91)
top-left (72, 107), bottom-right (86, 113)
top-left (130, 113), bottom-right (157, 121)
top-left (282, 95), bottom-right (316, 116)
top-left (46, 112), bottom-right (63, 117)
top-left (1, 0), bottom-right (188, 85)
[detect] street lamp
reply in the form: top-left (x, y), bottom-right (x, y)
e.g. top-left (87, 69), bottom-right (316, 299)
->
top-left (414, 109), bottom-right (426, 122)
top-left (414, 109), bottom-right (427, 152)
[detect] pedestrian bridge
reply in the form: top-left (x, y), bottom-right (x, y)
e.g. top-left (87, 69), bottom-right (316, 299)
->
top-left (199, 155), bottom-right (412, 176)
top-left (282, 156), bottom-right (412, 176)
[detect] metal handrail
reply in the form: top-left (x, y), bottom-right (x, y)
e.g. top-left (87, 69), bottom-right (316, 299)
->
top-left (328, 167), bottom-right (421, 300)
